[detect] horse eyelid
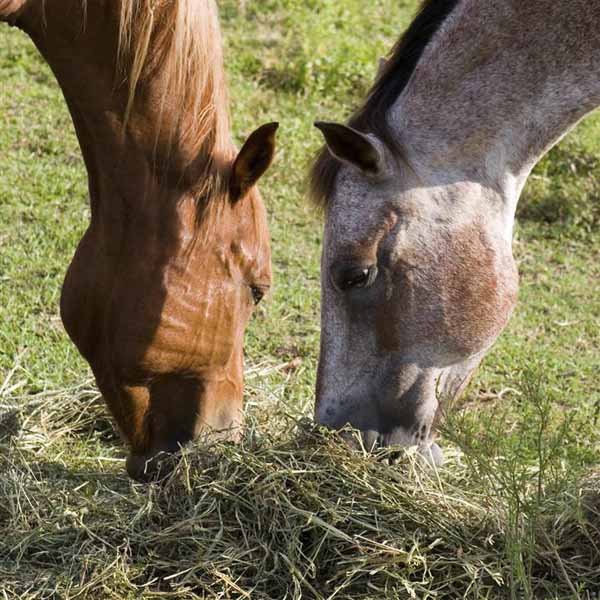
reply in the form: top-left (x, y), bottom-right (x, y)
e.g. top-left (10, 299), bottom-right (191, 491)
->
top-left (333, 265), bottom-right (378, 291)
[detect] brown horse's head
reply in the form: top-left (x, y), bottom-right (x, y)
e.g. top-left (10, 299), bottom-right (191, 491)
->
top-left (4, 0), bottom-right (277, 479)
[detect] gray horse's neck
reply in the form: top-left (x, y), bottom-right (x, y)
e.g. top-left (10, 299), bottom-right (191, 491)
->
top-left (392, 0), bottom-right (600, 204)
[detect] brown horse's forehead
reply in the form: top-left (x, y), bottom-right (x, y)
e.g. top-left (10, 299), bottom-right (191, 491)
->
top-left (235, 188), bottom-right (272, 281)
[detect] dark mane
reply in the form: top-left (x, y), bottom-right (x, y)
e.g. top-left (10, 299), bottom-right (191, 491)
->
top-left (309, 0), bottom-right (460, 207)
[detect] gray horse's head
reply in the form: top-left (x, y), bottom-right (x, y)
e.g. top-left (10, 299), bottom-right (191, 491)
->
top-left (310, 121), bottom-right (519, 458)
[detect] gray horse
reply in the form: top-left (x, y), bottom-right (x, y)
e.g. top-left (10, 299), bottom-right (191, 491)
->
top-left (311, 0), bottom-right (600, 463)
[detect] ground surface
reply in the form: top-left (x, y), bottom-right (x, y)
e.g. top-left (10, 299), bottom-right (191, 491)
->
top-left (1, 1), bottom-right (599, 598)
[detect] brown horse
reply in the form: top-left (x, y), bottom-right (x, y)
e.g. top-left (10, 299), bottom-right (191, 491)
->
top-left (311, 0), bottom-right (600, 464)
top-left (1, 0), bottom-right (278, 480)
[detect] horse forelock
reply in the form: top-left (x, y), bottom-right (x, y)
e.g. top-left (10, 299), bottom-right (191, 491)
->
top-left (309, 0), bottom-right (461, 208)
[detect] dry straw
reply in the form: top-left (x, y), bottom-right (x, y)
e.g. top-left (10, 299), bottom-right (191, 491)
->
top-left (1, 371), bottom-right (599, 599)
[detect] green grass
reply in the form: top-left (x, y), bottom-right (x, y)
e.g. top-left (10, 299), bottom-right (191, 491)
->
top-left (1, 1), bottom-right (599, 598)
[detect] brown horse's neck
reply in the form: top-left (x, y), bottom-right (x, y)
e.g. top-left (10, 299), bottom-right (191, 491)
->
top-left (394, 0), bottom-right (600, 196)
top-left (17, 0), bottom-right (234, 231)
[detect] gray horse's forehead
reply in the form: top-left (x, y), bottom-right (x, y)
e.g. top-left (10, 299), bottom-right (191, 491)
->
top-left (325, 176), bottom-right (396, 248)
top-left (323, 171), bottom-right (499, 267)
top-left (326, 169), bottom-right (419, 236)
top-left (328, 168), bottom-right (489, 222)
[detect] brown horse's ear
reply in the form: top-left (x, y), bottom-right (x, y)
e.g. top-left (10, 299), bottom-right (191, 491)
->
top-left (314, 121), bottom-right (385, 177)
top-left (230, 122), bottom-right (279, 202)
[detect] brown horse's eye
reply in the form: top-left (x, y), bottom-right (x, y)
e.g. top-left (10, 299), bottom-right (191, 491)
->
top-left (250, 285), bottom-right (266, 305)
top-left (334, 265), bottom-right (378, 291)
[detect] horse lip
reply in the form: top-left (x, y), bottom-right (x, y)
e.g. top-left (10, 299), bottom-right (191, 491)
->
top-left (126, 449), bottom-right (178, 482)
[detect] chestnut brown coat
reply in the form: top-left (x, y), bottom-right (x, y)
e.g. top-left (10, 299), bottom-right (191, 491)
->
top-left (1, 0), bottom-right (278, 479)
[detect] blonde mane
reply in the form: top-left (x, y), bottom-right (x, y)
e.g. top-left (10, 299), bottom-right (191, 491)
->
top-left (116, 0), bottom-right (233, 200)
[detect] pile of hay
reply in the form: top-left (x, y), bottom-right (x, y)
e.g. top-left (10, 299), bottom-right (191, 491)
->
top-left (1, 380), bottom-right (599, 599)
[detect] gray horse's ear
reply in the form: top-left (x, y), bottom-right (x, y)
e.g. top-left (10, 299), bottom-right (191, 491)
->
top-left (230, 122), bottom-right (279, 202)
top-left (314, 121), bottom-right (385, 177)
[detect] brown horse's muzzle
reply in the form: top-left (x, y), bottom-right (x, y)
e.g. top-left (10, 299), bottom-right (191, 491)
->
top-left (111, 370), bottom-right (245, 481)
top-left (126, 449), bottom-right (177, 482)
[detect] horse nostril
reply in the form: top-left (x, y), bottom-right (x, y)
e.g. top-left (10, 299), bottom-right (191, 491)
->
top-left (126, 451), bottom-right (175, 482)
top-left (126, 453), bottom-right (154, 482)
top-left (315, 402), bottom-right (337, 427)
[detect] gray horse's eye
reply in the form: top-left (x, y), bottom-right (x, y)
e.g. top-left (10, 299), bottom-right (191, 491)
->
top-left (333, 265), bottom-right (378, 291)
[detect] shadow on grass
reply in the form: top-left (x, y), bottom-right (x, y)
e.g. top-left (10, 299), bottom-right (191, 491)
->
top-left (0, 409), bottom-right (21, 444)
top-left (519, 143), bottom-right (600, 238)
